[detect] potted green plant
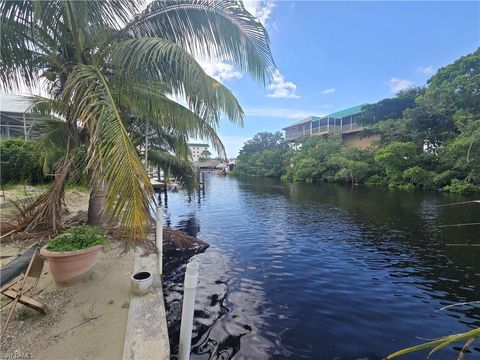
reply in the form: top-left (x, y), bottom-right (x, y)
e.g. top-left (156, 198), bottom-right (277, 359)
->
top-left (40, 226), bottom-right (106, 285)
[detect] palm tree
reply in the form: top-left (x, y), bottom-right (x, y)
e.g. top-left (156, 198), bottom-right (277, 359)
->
top-left (126, 118), bottom-right (198, 190)
top-left (1, 0), bottom-right (275, 244)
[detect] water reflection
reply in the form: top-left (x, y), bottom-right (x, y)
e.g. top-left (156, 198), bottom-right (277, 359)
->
top-left (177, 215), bottom-right (201, 238)
top-left (163, 175), bottom-right (480, 359)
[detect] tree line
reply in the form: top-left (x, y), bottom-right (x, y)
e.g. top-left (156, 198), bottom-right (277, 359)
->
top-left (232, 49), bottom-right (480, 194)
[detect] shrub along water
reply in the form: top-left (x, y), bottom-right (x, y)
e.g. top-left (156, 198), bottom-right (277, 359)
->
top-left (232, 49), bottom-right (480, 195)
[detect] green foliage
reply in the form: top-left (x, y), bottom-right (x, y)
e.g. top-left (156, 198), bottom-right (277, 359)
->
top-left (234, 49), bottom-right (480, 193)
top-left (292, 157), bottom-right (323, 183)
top-left (357, 88), bottom-right (421, 126)
top-left (46, 226), bottom-right (106, 252)
top-left (0, 139), bottom-right (45, 185)
top-left (239, 132), bottom-right (287, 157)
top-left (370, 118), bottom-right (412, 144)
top-left (232, 132), bottom-right (288, 177)
top-left (283, 135), bottom-right (376, 185)
top-left (443, 179), bottom-right (479, 195)
top-left (406, 48), bottom-right (480, 149)
top-left (402, 166), bottom-right (435, 189)
top-left (365, 174), bottom-right (388, 187)
top-left (374, 142), bottom-right (418, 185)
top-left (331, 156), bottom-right (370, 184)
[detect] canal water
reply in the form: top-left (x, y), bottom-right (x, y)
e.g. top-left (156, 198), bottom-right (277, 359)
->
top-left (160, 174), bottom-right (480, 360)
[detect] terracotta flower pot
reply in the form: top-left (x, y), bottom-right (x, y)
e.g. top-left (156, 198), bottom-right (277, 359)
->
top-left (40, 245), bottom-right (103, 286)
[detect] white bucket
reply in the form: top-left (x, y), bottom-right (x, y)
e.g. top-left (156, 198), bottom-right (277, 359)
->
top-left (130, 271), bottom-right (153, 296)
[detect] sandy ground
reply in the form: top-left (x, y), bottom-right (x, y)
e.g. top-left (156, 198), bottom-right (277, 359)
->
top-left (0, 189), bottom-right (90, 267)
top-left (1, 246), bottom-right (134, 360)
top-left (0, 188), bottom-right (135, 360)
top-left (0, 185), bottom-right (44, 206)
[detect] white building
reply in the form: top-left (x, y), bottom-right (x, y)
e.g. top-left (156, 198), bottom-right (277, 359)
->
top-left (0, 94), bottom-right (37, 139)
top-left (188, 143), bottom-right (210, 162)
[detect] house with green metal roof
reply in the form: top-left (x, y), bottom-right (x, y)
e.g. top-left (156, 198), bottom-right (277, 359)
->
top-left (281, 104), bottom-right (379, 149)
top-left (282, 104), bottom-right (366, 140)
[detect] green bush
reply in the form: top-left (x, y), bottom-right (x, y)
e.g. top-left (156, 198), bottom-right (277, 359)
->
top-left (46, 226), bottom-right (107, 252)
top-left (365, 174), bottom-right (388, 186)
top-left (433, 170), bottom-right (456, 188)
top-left (293, 157), bottom-right (323, 182)
top-left (402, 166), bottom-right (436, 189)
top-left (397, 183), bottom-right (415, 190)
top-left (443, 179), bottom-right (479, 194)
top-left (0, 139), bottom-right (45, 184)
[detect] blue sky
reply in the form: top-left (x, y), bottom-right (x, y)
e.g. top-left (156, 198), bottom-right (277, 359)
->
top-left (205, 0), bottom-right (480, 158)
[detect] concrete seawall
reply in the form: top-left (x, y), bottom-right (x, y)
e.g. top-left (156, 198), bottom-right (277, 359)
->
top-left (122, 252), bottom-right (170, 360)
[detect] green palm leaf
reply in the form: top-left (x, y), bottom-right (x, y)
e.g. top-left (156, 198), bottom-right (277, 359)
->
top-left (116, 81), bottom-right (227, 157)
top-left (62, 64), bottom-right (154, 243)
top-left (125, 0), bottom-right (275, 84)
top-left (148, 149), bottom-right (197, 191)
top-left (386, 328), bottom-right (480, 359)
top-left (107, 37), bottom-right (244, 126)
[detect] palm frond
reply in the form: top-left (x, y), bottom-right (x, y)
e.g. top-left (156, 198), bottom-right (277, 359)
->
top-left (125, 0), bottom-right (275, 84)
top-left (0, 1), bottom-right (37, 89)
top-left (59, 0), bottom-right (141, 34)
top-left (0, 1), bottom-right (70, 91)
top-left (126, 118), bottom-right (190, 159)
top-left (386, 328), bottom-right (480, 359)
top-left (61, 64), bottom-right (154, 244)
top-left (16, 154), bottom-right (75, 233)
top-left (148, 149), bottom-right (197, 191)
top-left (35, 118), bottom-right (72, 174)
top-left (107, 37), bottom-right (244, 126)
top-left (115, 81), bottom-right (227, 157)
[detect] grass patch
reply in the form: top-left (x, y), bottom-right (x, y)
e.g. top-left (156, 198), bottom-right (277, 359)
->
top-left (0, 183), bottom-right (18, 191)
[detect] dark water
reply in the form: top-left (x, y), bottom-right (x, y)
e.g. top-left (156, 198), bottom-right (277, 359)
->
top-left (160, 175), bottom-right (480, 360)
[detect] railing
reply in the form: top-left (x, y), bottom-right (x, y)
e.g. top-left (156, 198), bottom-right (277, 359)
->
top-left (285, 130), bottom-right (308, 140)
top-left (285, 122), bottom-right (364, 141)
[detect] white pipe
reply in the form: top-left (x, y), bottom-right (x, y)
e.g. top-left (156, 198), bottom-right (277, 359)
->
top-left (156, 206), bottom-right (163, 275)
top-left (178, 262), bottom-right (199, 360)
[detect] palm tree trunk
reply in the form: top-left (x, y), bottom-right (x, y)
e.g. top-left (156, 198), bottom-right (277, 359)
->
top-left (87, 169), bottom-right (106, 227)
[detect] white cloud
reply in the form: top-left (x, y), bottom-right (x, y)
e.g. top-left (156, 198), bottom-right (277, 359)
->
top-left (243, 0), bottom-right (275, 26)
top-left (387, 77), bottom-right (414, 93)
top-left (267, 70), bottom-right (299, 99)
top-left (245, 107), bottom-right (326, 119)
top-left (417, 65), bottom-right (434, 75)
top-left (196, 59), bottom-right (242, 83)
top-left (321, 87), bottom-right (336, 95)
